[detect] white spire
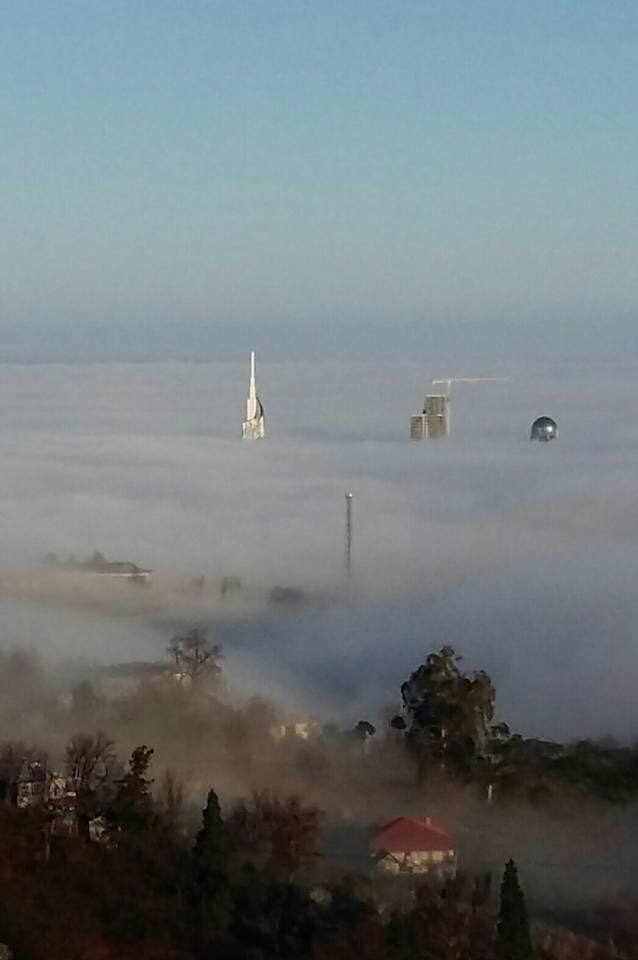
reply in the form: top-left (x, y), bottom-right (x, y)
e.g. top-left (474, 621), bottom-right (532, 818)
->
top-left (242, 351), bottom-right (265, 439)
top-left (249, 350), bottom-right (256, 395)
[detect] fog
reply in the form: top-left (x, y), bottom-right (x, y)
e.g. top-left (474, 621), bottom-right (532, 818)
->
top-left (0, 359), bottom-right (637, 741)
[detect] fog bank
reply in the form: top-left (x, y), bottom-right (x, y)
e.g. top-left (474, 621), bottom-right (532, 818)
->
top-left (0, 359), bottom-right (636, 740)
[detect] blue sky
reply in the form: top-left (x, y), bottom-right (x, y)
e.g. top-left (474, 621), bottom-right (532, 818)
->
top-left (1, 2), bottom-right (637, 360)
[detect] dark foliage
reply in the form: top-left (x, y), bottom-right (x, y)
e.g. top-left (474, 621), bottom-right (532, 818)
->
top-left (107, 745), bottom-right (156, 835)
top-left (498, 859), bottom-right (532, 960)
top-left (386, 874), bottom-right (496, 960)
top-left (396, 645), bottom-right (495, 781)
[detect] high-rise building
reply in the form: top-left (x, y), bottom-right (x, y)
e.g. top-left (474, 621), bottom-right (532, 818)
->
top-left (410, 394), bottom-right (449, 439)
top-left (241, 351), bottom-right (265, 439)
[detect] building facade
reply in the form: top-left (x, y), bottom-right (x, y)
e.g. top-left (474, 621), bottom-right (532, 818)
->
top-left (410, 394), bottom-right (449, 439)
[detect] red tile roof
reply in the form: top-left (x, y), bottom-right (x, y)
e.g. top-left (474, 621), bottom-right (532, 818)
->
top-left (370, 817), bottom-right (456, 853)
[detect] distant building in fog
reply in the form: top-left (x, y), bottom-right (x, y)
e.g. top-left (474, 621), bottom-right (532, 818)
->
top-left (270, 719), bottom-right (320, 741)
top-left (69, 554), bottom-right (151, 583)
top-left (410, 394), bottom-right (449, 439)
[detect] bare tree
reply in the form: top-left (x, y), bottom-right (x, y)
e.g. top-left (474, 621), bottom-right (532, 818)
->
top-left (65, 732), bottom-right (115, 794)
top-left (167, 628), bottom-right (223, 685)
top-left (227, 789), bottom-right (323, 880)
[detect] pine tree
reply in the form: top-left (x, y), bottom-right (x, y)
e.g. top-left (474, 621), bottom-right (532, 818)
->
top-left (108, 745), bottom-right (155, 835)
top-left (498, 859), bottom-right (533, 960)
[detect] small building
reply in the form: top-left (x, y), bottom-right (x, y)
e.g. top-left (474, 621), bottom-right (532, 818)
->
top-left (16, 759), bottom-right (48, 809)
top-left (410, 395), bottom-right (449, 439)
top-left (67, 554), bottom-right (152, 583)
top-left (0, 760), bottom-right (82, 835)
top-left (270, 719), bottom-right (321, 742)
top-left (80, 560), bottom-right (151, 583)
top-left (0, 757), bottom-right (50, 809)
top-left (370, 816), bottom-right (457, 879)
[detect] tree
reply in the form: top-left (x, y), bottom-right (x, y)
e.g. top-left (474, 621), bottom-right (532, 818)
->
top-left (65, 732), bottom-right (115, 793)
top-left (232, 864), bottom-right (321, 959)
top-left (192, 789), bottom-right (229, 897)
top-left (66, 732), bottom-right (116, 831)
top-left (227, 790), bottom-right (323, 881)
top-left (159, 770), bottom-right (184, 834)
top-left (386, 875), bottom-right (496, 960)
top-left (108, 745), bottom-right (155, 835)
top-left (397, 646), bottom-right (495, 779)
top-left (353, 721), bottom-right (376, 740)
top-left (498, 859), bottom-right (532, 960)
top-left (189, 789), bottom-right (231, 948)
top-left (167, 628), bottom-right (223, 686)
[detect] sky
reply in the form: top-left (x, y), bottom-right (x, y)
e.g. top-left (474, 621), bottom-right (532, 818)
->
top-left (1, 1), bottom-right (637, 360)
top-left (1, 359), bottom-right (638, 742)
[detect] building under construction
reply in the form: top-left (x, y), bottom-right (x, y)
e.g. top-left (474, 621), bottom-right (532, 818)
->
top-left (410, 394), bottom-right (449, 439)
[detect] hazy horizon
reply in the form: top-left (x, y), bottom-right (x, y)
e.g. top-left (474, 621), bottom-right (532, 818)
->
top-left (1, 2), bottom-right (637, 360)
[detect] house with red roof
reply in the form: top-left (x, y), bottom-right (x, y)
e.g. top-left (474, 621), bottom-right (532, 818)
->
top-left (370, 816), bottom-right (457, 878)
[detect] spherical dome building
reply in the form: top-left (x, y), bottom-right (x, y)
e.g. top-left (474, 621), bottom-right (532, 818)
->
top-left (530, 416), bottom-right (557, 441)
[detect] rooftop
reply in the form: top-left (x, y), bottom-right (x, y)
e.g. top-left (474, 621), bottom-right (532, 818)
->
top-left (371, 817), bottom-right (456, 854)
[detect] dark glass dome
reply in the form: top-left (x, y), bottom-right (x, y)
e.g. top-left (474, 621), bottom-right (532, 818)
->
top-left (530, 416), bottom-right (557, 441)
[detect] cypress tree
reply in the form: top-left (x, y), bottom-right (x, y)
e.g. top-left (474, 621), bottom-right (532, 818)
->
top-left (190, 789), bottom-right (231, 946)
top-left (192, 789), bottom-right (229, 896)
top-left (498, 858), bottom-right (533, 960)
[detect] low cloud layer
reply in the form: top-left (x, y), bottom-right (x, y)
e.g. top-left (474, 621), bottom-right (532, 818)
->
top-left (0, 359), bottom-right (637, 741)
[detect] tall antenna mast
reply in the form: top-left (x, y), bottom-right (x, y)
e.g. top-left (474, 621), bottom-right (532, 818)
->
top-left (345, 492), bottom-right (353, 576)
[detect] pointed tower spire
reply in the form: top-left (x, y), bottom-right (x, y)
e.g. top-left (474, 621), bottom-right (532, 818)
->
top-left (249, 350), bottom-right (256, 396)
top-left (242, 351), bottom-right (265, 439)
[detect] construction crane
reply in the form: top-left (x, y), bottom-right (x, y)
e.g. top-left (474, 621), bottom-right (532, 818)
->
top-left (431, 377), bottom-right (512, 398)
top-left (425, 377), bottom-right (512, 437)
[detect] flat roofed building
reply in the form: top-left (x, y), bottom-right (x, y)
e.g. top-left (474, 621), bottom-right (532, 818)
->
top-left (410, 394), bottom-right (449, 439)
top-left (66, 555), bottom-right (152, 583)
